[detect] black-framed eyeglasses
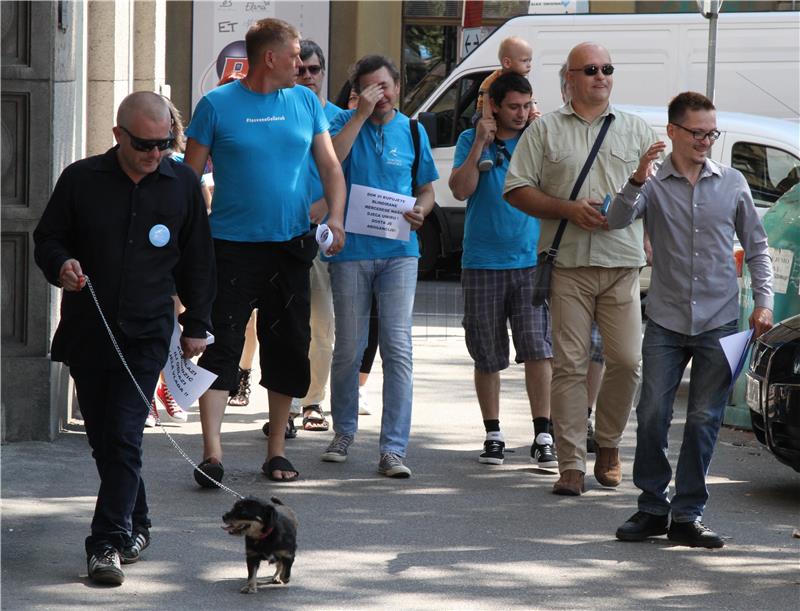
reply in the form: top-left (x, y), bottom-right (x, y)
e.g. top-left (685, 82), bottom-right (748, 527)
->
top-left (119, 126), bottom-right (175, 152)
top-left (298, 65), bottom-right (323, 76)
top-left (671, 122), bottom-right (721, 142)
top-left (568, 64), bottom-right (614, 76)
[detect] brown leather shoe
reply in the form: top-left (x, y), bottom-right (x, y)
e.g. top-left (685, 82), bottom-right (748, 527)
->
top-left (594, 447), bottom-right (622, 487)
top-left (552, 469), bottom-right (585, 496)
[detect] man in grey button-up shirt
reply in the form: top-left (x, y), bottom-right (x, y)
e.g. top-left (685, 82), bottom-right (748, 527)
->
top-left (609, 91), bottom-right (773, 549)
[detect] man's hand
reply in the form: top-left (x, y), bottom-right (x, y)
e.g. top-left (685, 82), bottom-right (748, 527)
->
top-left (404, 205), bottom-right (425, 231)
top-left (59, 259), bottom-right (86, 291)
top-left (632, 141), bottom-right (667, 184)
top-left (475, 117), bottom-right (497, 146)
top-left (568, 198), bottom-right (606, 231)
top-left (310, 198), bottom-right (329, 224)
top-left (749, 306), bottom-right (773, 338)
top-left (325, 218), bottom-right (346, 255)
top-left (355, 84), bottom-right (383, 120)
top-left (180, 336), bottom-right (207, 359)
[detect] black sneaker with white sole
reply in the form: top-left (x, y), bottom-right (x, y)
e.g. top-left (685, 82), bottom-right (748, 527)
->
top-left (478, 439), bottom-right (505, 465)
top-left (87, 545), bottom-right (124, 585)
top-left (120, 527), bottom-right (150, 564)
top-left (531, 433), bottom-right (558, 468)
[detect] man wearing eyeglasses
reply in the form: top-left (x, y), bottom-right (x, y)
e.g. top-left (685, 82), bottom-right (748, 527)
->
top-left (184, 19), bottom-right (347, 485)
top-left (448, 72), bottom-right (556, 470)
top-left (504, 42), bottom-right (658, 497)
top-left (33, 91), bottom-right (216, 585)
top-left (609, 91), bottom-right (772, 548)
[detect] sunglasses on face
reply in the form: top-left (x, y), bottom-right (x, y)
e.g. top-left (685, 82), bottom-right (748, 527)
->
top-left (298, 65), bottom-right (323, 76)
top-left (569, 64), bottom-right (615, 76)
top-left (671, 122), bottom-right (721, 142)
top-left (119, 126), bottom-right (175, 152)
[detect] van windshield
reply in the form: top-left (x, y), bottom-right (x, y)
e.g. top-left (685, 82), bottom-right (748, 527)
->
top-left (403, 61), bottom-right (446, 116)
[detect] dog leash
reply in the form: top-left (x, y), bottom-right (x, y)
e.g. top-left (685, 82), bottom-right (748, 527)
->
top-left (83, 275), bottom-right (245, 500)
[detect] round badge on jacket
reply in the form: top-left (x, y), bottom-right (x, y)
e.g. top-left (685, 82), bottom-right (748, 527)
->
top-left (149, 224), bottom-right (170, 247)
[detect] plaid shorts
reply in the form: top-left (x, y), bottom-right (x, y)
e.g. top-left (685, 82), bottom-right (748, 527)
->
top-left (462, 267), bottom-right (553, 372)
top-left (590, 321), bottom-right (605, 363)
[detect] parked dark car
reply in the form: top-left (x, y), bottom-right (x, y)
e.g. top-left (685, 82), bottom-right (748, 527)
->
top-left (746, 313), bottom-right (800, 472)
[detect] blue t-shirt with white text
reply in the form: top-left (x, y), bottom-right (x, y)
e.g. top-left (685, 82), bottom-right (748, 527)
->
top-left (323, 108), bottom-right (439, 261)
top-left (186, 81), bottom-right (328, 242)
top-left (454, 129), bottom-right (539, 269)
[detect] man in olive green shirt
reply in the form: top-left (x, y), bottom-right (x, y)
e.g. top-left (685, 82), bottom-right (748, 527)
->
top-left (504, 42), bottom-right (658, 496)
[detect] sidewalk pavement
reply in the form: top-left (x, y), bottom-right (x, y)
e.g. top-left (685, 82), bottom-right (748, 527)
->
top-left (2, 323), bottom-right (799, 610)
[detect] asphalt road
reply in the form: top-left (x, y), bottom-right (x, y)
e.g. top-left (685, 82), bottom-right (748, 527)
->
top-left (3, 280), bottom-right (798, 610)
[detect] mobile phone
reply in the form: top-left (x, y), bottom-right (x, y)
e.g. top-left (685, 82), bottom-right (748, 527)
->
top-left (600, 193), bottom-right (611, 216)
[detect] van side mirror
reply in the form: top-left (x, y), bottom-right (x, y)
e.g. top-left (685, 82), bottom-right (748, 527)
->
top-left (418, 112), bottom-right (438, 148)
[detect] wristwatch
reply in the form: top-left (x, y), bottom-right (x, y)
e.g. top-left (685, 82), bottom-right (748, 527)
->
top-left (628, 176), bottom-right (645, 187)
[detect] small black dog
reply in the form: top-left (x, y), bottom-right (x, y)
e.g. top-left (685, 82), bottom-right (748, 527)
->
top-left (222, 496), bottom-right (298, 594)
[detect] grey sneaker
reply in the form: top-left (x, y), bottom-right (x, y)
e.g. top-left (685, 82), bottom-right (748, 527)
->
top-left (321, 433), bottom-right (354, 462)
top-left (378, 453), bottom-right (412, 478)
top-left (120, 527), bottom-right (150, 565)
top-left (87, 545), bottom-right (124, 585)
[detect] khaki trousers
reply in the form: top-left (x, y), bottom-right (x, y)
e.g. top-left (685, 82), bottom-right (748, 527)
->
top-left (301, 255), bottom-right (335, 406)
top-left (549, 266), bottom-right (642, 473)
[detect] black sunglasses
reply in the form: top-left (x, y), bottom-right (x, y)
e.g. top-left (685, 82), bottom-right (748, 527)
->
top-left (119, 126), bottom-right (175, 152)
top-left (298, 65), bottom-right (323, 76)
top-left (671, 122), bottom-right (721, 142)
top-left (568, 64), bottom-right (615, 76)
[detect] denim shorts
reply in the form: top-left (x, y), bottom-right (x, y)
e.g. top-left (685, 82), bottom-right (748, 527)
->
top-left (462, 266), bottom-right (553, 372)
top-left (198, 237), bottom-right (315, 398)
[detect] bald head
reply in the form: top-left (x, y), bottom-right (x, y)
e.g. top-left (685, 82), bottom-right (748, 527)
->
top-left (567, 42), bottom-right (611, 71)
top-left (565, 42), bottom-right (614, 111)
top-left (498, 36), bottom-right (532, 63)
top-left (116, 91), bottom-right (171, 128)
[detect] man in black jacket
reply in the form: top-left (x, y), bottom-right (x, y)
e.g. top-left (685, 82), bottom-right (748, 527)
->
top-left (34, 91), bottom-right (216, 586)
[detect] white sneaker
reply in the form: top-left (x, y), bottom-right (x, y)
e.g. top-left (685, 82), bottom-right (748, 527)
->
top-left (358, 387), bottom-right (371, 415)
top-left (144, 399), bottom-right (159, 428)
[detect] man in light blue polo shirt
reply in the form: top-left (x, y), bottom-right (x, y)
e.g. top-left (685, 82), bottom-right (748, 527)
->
top-left (184, 18), bottom-right (346, 486)
top-left (449, 73), bottom-right (556, 470)
top-left (319, 55), bottom-right (438, 478)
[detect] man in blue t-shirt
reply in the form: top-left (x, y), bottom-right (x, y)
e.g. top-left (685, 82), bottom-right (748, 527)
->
top-left (319, 55), bottom-right (438, 478)
top-left (449, 73), bottom-right (556, 470)
top-left (184, 18), bottom-right (346, 486)
top-left (294, 38), bottom-right (344, 432)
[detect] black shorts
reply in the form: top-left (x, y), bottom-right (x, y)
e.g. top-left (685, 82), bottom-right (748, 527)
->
top-left (198, 236), bottom-right (316, 397)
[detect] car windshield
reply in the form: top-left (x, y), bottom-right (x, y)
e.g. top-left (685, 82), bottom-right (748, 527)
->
top-left (403, 60), bottom-right (446, 116)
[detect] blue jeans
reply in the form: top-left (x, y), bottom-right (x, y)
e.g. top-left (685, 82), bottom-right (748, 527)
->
top-left (329, 257), bottom-right (417, 456)
top-left (633, 319), bottom-right (737, 522)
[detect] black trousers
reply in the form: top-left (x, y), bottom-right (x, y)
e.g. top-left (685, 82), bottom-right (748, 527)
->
top-left (71, 365), bottom-right (159, 553)
top-left (199, 238), bottom-right (314, 398)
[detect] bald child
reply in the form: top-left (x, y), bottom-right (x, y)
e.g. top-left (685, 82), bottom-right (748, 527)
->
top-left (476, 36), bottom-right (540, 171)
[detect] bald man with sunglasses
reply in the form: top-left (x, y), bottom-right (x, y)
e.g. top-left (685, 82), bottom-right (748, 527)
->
top-left (504, 43), bottom-right (659, 497)
top-left (33, 91), bottom-right (215, 585)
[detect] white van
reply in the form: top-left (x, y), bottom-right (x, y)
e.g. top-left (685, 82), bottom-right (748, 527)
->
top-left (408, 11), bottom-right (800, 274)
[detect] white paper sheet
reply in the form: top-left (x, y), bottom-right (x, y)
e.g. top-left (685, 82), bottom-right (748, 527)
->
top-left (719, 328), bottom-right (753, 382)
top-left (345, 184), bottom-right (415, 241)
top-left (162, 315), bottom-right (217, 409)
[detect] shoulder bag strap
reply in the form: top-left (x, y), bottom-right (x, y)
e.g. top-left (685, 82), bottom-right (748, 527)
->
top-left (546, 113), bottom-right (614, 259)
top-left (410, 118), bottom-right (421, 196)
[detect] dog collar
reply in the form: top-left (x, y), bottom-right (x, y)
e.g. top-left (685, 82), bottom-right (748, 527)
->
top-left (256, 526), bottom-right (274, 541)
